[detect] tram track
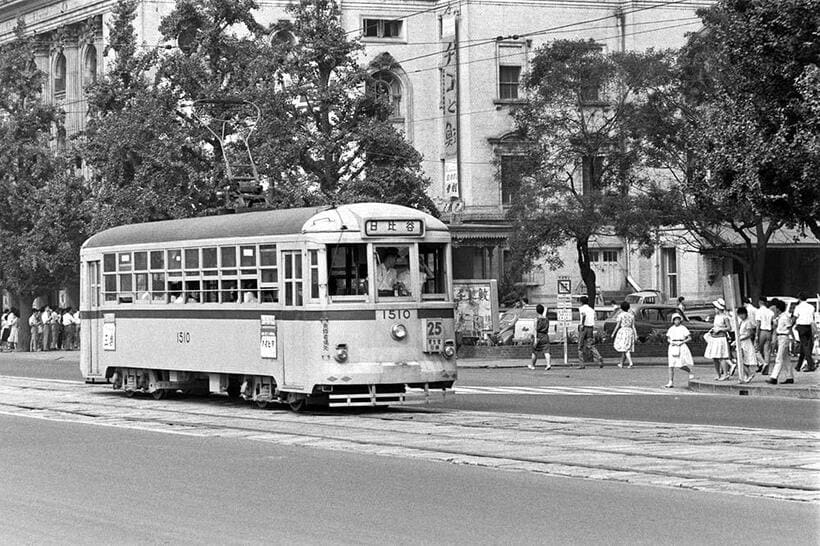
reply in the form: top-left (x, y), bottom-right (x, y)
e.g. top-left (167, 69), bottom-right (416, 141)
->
top-left (0, 375), bottom-right (818, 502)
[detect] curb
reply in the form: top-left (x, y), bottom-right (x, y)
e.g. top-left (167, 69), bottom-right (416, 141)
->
top-left (688, 379), bottom-right (819, 399)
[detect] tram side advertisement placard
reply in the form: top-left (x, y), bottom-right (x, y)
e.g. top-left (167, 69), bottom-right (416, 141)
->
top-left (260, 315), bottom-right (277, 359)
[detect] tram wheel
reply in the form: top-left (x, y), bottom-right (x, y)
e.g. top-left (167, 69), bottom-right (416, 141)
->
top-left (124, 390), bottom-right (136, 398)
top-left (255, 400), bottom-right (271, 409)
top-left (226, 381), bottom-right (241, 400)
top-left (288, 397), bottom-right (306, 413)
top-left (152, 389), bottom-right (167, 400)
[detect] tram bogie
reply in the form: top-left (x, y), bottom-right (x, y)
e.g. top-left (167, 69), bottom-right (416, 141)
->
top-left (80, 203), bottom-right (458, 411)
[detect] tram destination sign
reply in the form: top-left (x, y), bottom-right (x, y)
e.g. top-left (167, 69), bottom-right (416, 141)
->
top-left (364, 219), bottom-right (425, 237)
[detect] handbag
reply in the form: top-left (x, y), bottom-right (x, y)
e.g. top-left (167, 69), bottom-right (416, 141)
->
top-left (670, 344), bottom-right (681, 357)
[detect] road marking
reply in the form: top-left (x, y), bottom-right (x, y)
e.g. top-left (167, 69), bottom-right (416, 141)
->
top-left (454, 385), bottom-right (679, 396)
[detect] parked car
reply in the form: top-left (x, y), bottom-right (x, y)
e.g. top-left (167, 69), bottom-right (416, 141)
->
top-left (624, 290), bottom-right (664, 305)
top-left (500, 304), bottom-right (611, 345)
top-left (603, 303), bottom-right (712, 343)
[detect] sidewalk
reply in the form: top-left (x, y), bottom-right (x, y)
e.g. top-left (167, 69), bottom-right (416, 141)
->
top-left (458, 354), bottom-right (820, 400)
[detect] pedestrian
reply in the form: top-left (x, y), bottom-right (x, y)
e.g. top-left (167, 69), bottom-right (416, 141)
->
top-left (72, 308), bottom-right (81, 349)
top-left (665, 313), bottom-right (694, 387)
top-left (62, 306), bottom-right (76, 350)
top-left (704, 298), bottom-right (732, 380)
top-left (528, 303), bottom-right (551, 371)
top-left (29, 308), bottom-right (42, 352)
top-left (48, 308), bottom-right (61, 349)
top-left (41, 306), bottom-right (53, 351)
top-left (0, 308), bottom-right (10, 351)
top-left (577, 296), bottom-right (604, 369)
top-left (6, 307), bottom-right (18, 351)
top-left (755, 297), bottom-right (774, 374)
top-left (793, 292), bottom-right (816, 372)
top-left (767, 299), bottom-right (794, 385)
top-left (676, 296), bottom-right (687, 321)
top-left (611, 301), bottom-right (637, 368)
top-left (735, 307), bottom-right (757, 383)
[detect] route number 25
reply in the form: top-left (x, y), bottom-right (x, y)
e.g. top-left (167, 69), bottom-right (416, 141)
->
top-left (426, 320), bottom-right (443, 337)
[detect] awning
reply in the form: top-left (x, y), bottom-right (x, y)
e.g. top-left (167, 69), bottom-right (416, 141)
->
top-left (448, 223), bottom-right (511, 247)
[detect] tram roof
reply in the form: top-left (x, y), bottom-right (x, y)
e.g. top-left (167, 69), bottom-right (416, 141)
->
top-left (82, 203), bottom-right (448, 249)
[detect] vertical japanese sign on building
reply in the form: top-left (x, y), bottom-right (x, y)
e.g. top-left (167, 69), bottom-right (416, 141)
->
top-left (441, 12), bottom-right (460, 204)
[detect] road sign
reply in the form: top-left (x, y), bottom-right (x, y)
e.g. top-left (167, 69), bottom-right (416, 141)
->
top-left (557, 276), bottom-right (571, 295)
top-left (557, 308), bottom-right (572, 322)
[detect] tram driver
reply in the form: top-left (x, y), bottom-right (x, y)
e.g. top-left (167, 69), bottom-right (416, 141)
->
top-left (376, 247), bottom-right (400, 297)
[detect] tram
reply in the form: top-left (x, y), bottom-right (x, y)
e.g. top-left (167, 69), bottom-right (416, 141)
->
top-left (79, 203), bottom-right (457, 410)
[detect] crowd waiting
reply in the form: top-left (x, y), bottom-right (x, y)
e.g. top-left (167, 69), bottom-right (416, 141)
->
top-left (0, 307), bottom-right (81, 352)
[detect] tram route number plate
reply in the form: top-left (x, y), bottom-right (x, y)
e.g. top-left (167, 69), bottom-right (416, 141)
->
top-left (102, 322), bottom-right (116, 351)
top-left (422, 318), bottom-right (444, 353)
top-left (260, 315), bottom-right (277, 359)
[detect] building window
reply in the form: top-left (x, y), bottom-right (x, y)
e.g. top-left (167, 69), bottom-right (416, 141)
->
top-left (369, 70), bottom-right (403, 121)
top-left (663, 248), bottom-right (678, 299)
top-left (499, 66), bottom-right (521, 100)
top-left (271, 29), bottom-right (295, 48)
top-left (582, 155), bottom-right (604, 193)
top-left (501, 154), bottom-right (527, 206)
top-left (53, 52), bottom-right (66, 99)
top-left (83, 45), bottom-right (97, 88)
top-left (496, 41), bottom-right (527, 102)
top-left (363, 18), bottom-right (403, 39)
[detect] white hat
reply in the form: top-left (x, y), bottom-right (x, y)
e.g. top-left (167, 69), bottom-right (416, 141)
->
top-left (712, 297), bottom-right (726, 310)
top-left (671, 313), bottom-right (683, 321)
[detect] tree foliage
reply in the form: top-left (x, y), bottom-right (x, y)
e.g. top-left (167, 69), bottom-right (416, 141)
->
top-left (506, 40), bottom-right (677, 303)
top-left (642, 0), bottom-right (820, 300)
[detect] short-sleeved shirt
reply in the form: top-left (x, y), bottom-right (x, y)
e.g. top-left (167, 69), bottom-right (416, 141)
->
top-left (775, 312), bottom-right (792, 335)
top-left (756, 305), bottom-right (774, 331)
top-left (579, 304), bottom-right (595, 327)
top-left (794, 301), bottom-right (815, 326)
top-left (666, 324), bottom-right (690, 342)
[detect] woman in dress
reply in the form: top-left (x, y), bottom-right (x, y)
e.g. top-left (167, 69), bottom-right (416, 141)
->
top-left (665, 314), bottom-right (694, 387)
top-left (704, 298), bottom-right (732, 380)
top-left (611, 301), bottom-right (637, 368)
top-left (528, 304), bottom-right (552, 371)
top-left (6, 308), bottom-right (19, 352)
top-left (735, 307), bottom-right (757, 383)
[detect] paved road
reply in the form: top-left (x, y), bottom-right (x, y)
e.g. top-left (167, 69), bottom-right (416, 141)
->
top-left (1, 414), bottom-right (817, 545)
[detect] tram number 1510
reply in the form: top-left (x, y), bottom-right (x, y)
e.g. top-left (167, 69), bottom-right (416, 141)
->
top-left (176, 331), bottom-right (191, 344)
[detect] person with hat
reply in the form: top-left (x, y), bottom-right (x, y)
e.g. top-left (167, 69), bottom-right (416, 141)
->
top-left (665, 313), bottom-right (694, 387)
top-left (704, 297), bottom-right (732, 380)
top-left (767, 298), bottom-right (795, 385)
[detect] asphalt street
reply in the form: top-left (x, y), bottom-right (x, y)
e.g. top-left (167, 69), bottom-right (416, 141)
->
top-left (1, 413), bottom-right (816, 545)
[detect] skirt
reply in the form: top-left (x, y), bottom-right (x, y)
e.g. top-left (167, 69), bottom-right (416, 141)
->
top-left (704, 335), bottom-right (730, 359)
top-left (737, 339), bottom-right (756, 367)
top-left (668, 343), bottom-right (694, 368)
top-left (613, 328), bottom-right (635, 353)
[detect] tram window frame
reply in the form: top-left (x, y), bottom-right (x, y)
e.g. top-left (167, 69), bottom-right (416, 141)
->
top-left (167, 249), bottom-right (183, 303)
top-left (88, 261), bottom-right (101, 307)
top-left (259, 244), bottom-right (279, 303)
top-left (327, 244), bottom-right (368, 301)
top-left (102, 253), bottom-right (117, 302)
top-left (220, 246), bottom-right (239, 303)
top-left (419, 243), bottom-right (448, 300)
top-left (374, 245), bottom-right (414, 301)
top-left (282, 250), bottom-right (304, 306)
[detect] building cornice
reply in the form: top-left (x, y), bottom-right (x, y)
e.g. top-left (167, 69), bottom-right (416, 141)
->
top-left (0, 0), bottom-right (114, 43)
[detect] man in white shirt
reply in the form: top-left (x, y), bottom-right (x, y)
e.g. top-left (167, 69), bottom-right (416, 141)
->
top-left (577, 296), bottom-right (604, 369)
top-left (376, 249), bottom-right (399, 296)
top-left (793, 293), bottom-right (816, 372)
top-left (755, 297), bottom-right (775, 373)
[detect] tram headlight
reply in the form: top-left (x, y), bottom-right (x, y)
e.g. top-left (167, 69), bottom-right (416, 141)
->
top-left (443, 340), bottom-right (456, 359)
top-left (390, 324), bottom-right (408, 341)
top-left (334, 344), bottom-right (349, 363)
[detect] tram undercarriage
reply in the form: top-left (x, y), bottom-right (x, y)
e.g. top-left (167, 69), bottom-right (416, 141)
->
top-left (108, 367), bottom-right (453, 411)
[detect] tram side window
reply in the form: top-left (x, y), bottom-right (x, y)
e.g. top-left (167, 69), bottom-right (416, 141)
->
top-left (103, 253), bottom-right (117, 302)
top-left (118, 252), bottom-right (133, 303)
top-left (283, 250), bottom-right (303, 306)
top-left (168, 249), bottom-right (183, 303)
top-left (259, 244), bottom-right (278, 303)
top-left (327, 244), bottom-right (367, 298)
top-left (419, 243), bottom-right (447, 297)
top-left (150, 251), bottom-right (166, 303)
top-left (220, 246), bottom-right (238, 303)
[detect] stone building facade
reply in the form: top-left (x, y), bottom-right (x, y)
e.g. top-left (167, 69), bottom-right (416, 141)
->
top-left (2, 0), bottom-right (815, 305)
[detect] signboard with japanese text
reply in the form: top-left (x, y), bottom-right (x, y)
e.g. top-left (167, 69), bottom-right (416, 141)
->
top-left (557, 294), bottom-right (572, 323)
top-left (441, 16), bottom-right (459, 200)
top-left (453, 279), bottom-right (498, 340)
top-left (260, 315), bottom-right (277, 359)
top-left (363, 219), bottom-right (425, 237)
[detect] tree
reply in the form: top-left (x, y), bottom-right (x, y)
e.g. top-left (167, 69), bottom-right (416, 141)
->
top-left (83, 0), bottom-right (218, 232)
top-left (0, 20), bottom-right (88, 349)
top-left (506, 40), bottom-right (676, 304)
top-left (642, 0), bottom-right (820, 301)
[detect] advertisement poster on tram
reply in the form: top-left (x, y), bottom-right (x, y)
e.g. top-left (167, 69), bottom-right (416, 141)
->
top-left (453, 280), bottom-right (498, 343)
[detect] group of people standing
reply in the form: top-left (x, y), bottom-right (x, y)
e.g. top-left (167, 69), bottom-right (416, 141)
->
top-left (0, 306), bottom-right (80, 352)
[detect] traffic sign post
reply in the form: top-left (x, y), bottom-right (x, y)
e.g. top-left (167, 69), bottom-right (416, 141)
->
top-left (557, 276), bottom-right (572, 365)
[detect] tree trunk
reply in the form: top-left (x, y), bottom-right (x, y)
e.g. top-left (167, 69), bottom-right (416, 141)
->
top-left (14, 293), bottom-right (33, 352)
top-left (576, 237), bottom-right (598, 306)
top-left (745, 240), bottom-right (768, 305)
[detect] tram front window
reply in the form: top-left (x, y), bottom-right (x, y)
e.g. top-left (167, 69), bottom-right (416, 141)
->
top-left (375, 246), bottom-right (413, 297)
top-left (327, 244), bottom-right (367, 298)
top-left (419, 243), bottom-right (447, 298)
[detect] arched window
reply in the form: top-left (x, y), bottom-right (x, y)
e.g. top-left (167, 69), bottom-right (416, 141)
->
top-left (370, 70), bottom-right (402, 121)
top-left (83, 45), bottom-right (97, 87)
top-left (54, 52), bottom-right (66, 98)
top-left (271, 29), bottom-right (296, 48)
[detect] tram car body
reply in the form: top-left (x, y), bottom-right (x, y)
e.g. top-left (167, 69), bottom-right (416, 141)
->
top-left (79, 203), bottom-right (457, 409)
